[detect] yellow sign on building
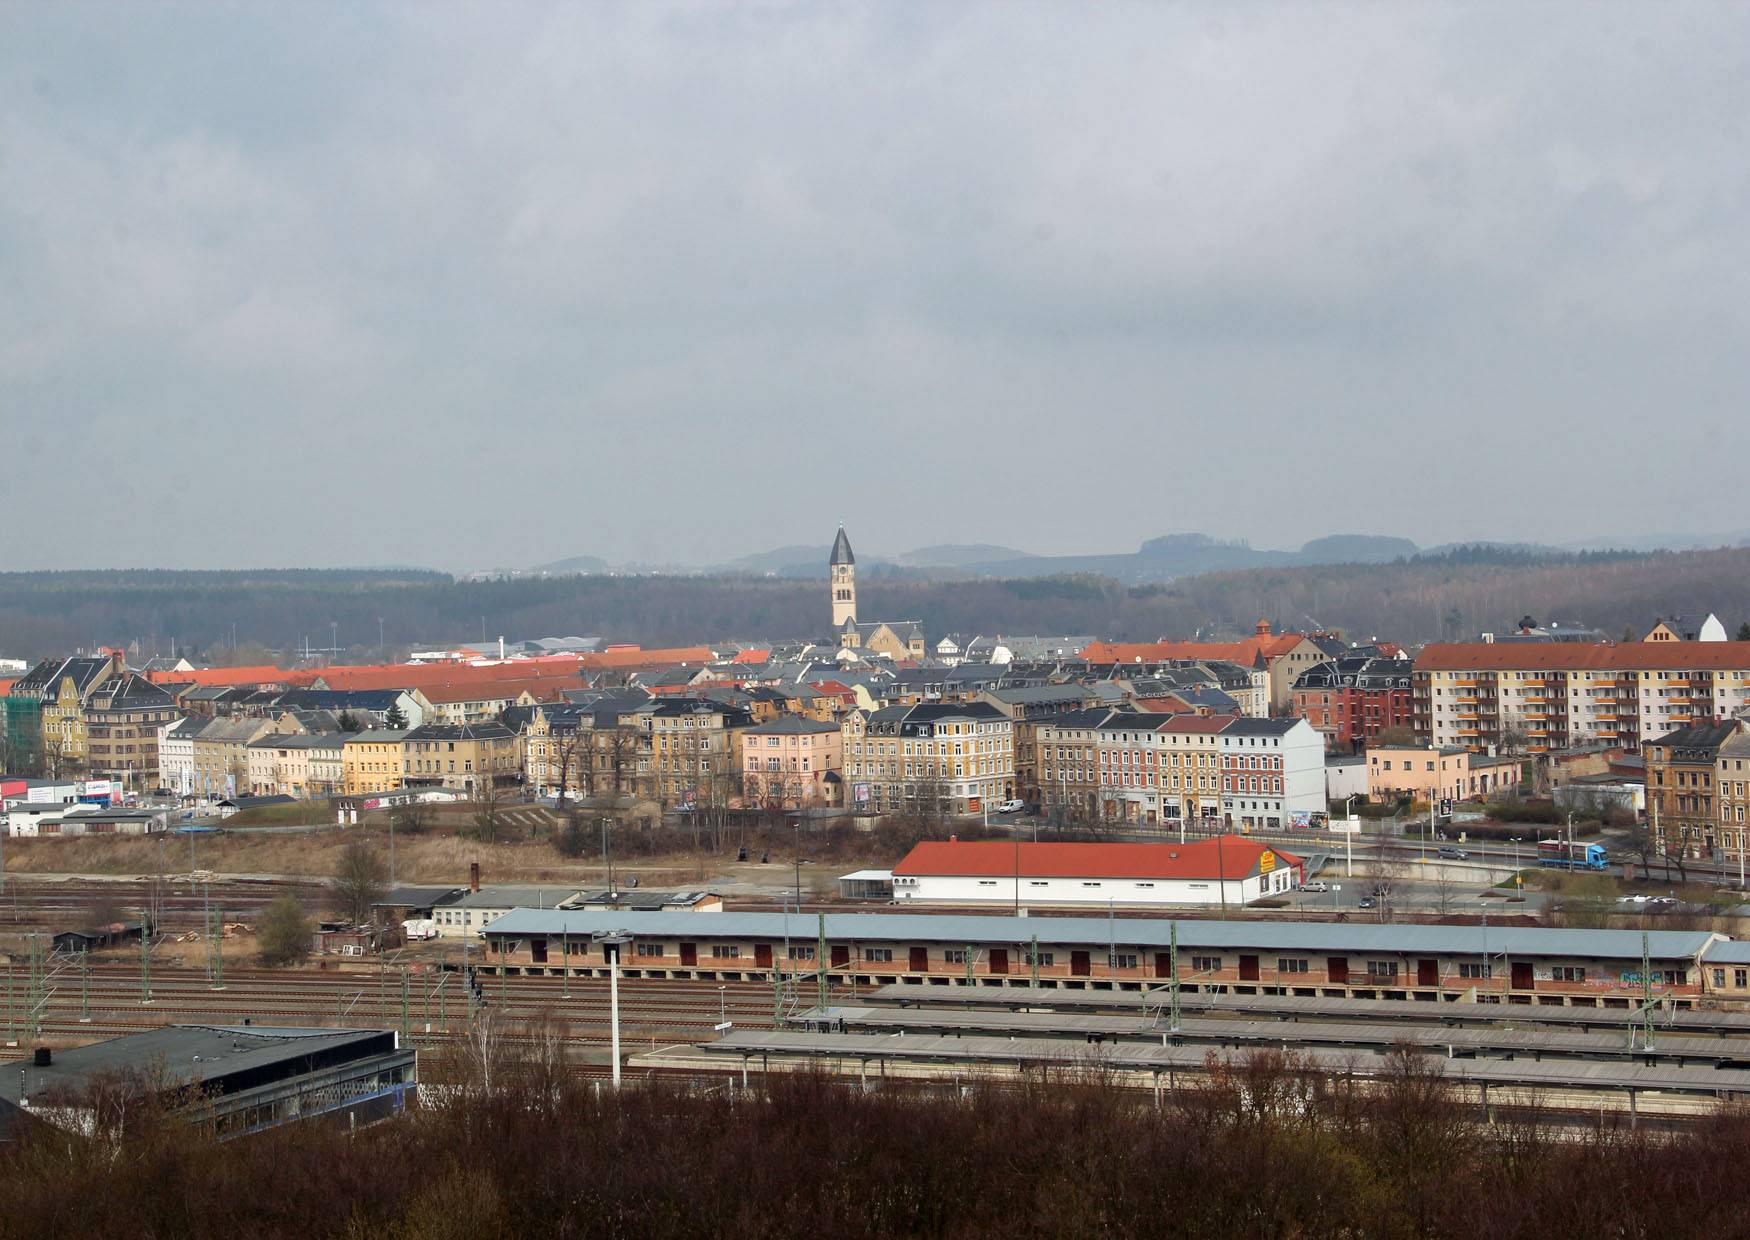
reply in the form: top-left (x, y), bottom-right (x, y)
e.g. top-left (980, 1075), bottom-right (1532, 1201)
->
top-left (1259, 849), bottom-right (1276, 873)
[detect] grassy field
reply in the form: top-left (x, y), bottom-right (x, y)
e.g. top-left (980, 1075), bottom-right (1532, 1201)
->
top-left (0, 822), bottom-right (869, 895)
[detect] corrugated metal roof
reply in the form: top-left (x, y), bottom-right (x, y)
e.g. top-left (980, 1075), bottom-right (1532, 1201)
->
top-left (698, 1029), bottom-right (1750, 1094)
top-left (482, 908), bottom-right (1719, 962)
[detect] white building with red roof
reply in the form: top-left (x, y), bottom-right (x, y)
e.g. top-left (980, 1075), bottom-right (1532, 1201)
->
top-left (889, 837), bottom-right (1304, 908)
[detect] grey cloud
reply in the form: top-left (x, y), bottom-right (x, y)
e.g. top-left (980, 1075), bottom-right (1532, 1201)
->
top-left (1, 3), bottom-right (1747, 570)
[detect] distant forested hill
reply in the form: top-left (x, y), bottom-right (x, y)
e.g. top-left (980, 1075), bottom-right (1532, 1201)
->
top-left (1, 548), bottom-right (1747, 659)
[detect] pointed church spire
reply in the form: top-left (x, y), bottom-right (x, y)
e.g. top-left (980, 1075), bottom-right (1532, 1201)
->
top-left (830, 525), bottom-right (855, 567)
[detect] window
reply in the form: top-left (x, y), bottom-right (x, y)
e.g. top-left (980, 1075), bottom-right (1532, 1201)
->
top-left (635, 941), bottom-right (663, 958)
top-left (710, 945), bottom-right (740, 959)
top-left (1551, 966), bottom-right (1586, 983)
top-left (1459, 962), bottom-right (1492, 979)
top-left (1737, 969), bottom-right (1748, 989)
top-left (1191, 955), bottom-right (1222, 973)
top-left (787, 945), bottom-right (816, 960)
top-left (1276, 958), bottom-right (1309, 974)
top-left (1109, 953), bottom-right (1138, 970)
top-left (1366, 960), bottom-right (1399, 979)
top-left (1023, 950), bottom-right (1055, 966)
top-left (1714, 968), bottom-right (1727, 989)
top-left (863, 948), bottom-right (893, 962)
top-left (944, 949), bottom-right (968, 965)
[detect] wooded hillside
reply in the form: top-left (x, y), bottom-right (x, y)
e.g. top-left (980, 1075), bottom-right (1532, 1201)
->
top-left (2, 546), bottom-right (1747, 658)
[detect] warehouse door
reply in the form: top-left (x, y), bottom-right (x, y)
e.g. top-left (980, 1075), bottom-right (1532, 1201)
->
top-left (755, 944), bottom-right (773, 969)
top-left (989, 948), bottom-right (1009, 975)
top-left (1511, 962), bottom-right (1533, 991)
top-left (1238, 955), bottom-right (1260, 982)
top-left (1154, 952), bottom-right (1172, 979)
top-left (530, 938), bottom-right (548, 965)
top-left (1327, 956), bottom-right (1348, 984)
top-left (909, 947), bottom-right (929, 973)
top-left (1071, 951), bottom-right (1091, 977)
top-left (680, 942), bottom-right (697, 968)
top-left (1417, 959), bottom-right (1438, 988)
top-left (831, 945), bottom-right (851, 969)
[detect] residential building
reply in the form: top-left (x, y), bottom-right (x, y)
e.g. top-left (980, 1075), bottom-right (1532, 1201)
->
top-left (842, 701), bottom-right (1015, 816)
top-left (158, 716), bottom-right (201, 798)
top-left (189, 718), bottom-right (274, 799)
top-left (1218, 717), bottom-right (1326, 830)
top-left (1646, 721), bottom-right (1745, 858)
top-left (649, 698), bottom-right (752, 810)
top-left (1291, 655), bottom-right (1415, 752)
top-left (19, 656), bottom-right (117, 777)
top-left (83, 673), bottom-right (179, 791)
top-left (1035, 707), bottom-right (1128, 821)
top-left (1647, 614), bottom-right (1728, 643)
top-left (889, 837), bottom-right (1304, 908)
top-left (741, 716), bottom-right (843, 809)
top-left (343, 730), bottom-right (410, 797)
top-left (1367, 745), bottom-right (1478, 805)
top-left (402, 722), bottom-right (521, 794)
top-left (981, 683), bottom-right (1099, 805)
top-left (1415, 642), bottom-right (1750, 754)
top-left (1716, 732), bottom-right (1750, 863)
top-left (246, 733), bottom-right (350, 798)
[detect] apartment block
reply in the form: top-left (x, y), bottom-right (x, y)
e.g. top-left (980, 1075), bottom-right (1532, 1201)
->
top-left (1415, 643), bottom-right (1750, 754)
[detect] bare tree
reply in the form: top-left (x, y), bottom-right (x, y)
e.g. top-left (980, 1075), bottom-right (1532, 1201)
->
top-left (331, 838), bottom-right (388, 925)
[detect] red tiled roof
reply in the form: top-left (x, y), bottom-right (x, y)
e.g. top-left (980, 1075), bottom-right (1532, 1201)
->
top-left (1416, 642), bottom-right (1750, 673)
top-left (892, 837), bottom-right (1301, 882)
top-left (146, 665), bottom-right (289, 687)
top-left (580, 645), bottom-right (714, 670)
top-left (0, 679), bottom-right (14, 698)
top-left (1157, 715), bottom-right (1235, 734)
top-left (291, 659), bottom-right (589, 691)
top-left (1081, 634), bottom-right (1309, 666)
top-left (731, 649), bottom-right (770, 664)
top-left (416, 677), bottom-right (580, 705)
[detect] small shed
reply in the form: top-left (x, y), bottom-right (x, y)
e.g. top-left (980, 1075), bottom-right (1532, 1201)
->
top-left (837, 869), bottom-right (895, 900)
top-left (52, 921), bottom-right (146, 954)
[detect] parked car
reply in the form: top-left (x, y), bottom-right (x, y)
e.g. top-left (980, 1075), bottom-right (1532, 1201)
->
top-left (995, 799), bottom-right (1026, 815)
top-left (1618, 894), bottom-right (1649, 904)
top-left (1647, 895), bottom-right (1678, 906)
top-left (1357, 896), bottom-right (1376, 910)
top-left (1437, 847), bottom-right (1470, 860)
top-left (1302, 881), bottom-right (1331, 894)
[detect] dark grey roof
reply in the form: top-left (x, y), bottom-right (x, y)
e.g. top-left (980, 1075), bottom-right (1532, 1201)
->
top-left (373, 885), bottom-right (465, 909)
top-left (745, 715), bottom-right (840, 735)
top-left (1648, 722), bottom-right (1743, 753)
top-left (0, 1026), bottom-right (395, 1105)
top-left (830, 526), bottom-right (855, 566)
top-left (405, 721), bottom-right (517, 742)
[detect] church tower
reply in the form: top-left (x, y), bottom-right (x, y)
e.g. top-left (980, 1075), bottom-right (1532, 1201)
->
top-left (830, 525), bottom-right (857, 630)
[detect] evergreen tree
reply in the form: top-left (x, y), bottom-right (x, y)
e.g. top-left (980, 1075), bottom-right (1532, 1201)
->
top-left (1737, 621), bottom-right (1750, 642)
top-left (385, 702), bottom-right (408, 729)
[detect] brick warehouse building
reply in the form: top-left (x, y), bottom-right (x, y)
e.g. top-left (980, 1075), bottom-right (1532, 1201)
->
top-left (479, 910), bottom-right (1718, 1006)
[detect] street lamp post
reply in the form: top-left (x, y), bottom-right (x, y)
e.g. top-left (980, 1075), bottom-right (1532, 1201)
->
top-left (593, 931), bottom-right (632, 1089)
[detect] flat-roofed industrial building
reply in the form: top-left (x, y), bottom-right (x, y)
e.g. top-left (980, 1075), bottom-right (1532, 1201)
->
top-left (480, 909), bottom-right (1720, 1006)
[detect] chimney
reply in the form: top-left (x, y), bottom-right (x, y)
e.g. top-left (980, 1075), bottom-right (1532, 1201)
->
top-left (32, 1047), bottom-right (50, 1068)
top-left (498, 635), bottom-right (505, 660)
top-left (469, 862), bottom-right (481, 893)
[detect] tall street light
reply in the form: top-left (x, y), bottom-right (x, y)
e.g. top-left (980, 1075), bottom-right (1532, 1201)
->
top-left (593, 930), bottom-right (632, 1089)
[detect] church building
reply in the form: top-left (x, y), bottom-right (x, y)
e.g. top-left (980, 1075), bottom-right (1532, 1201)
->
top-left (829, 526), bottom-right (927, 660)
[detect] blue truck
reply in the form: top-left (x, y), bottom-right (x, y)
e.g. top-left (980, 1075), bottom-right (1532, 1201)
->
top-left (1538, 840), bottom-right (1608, 870)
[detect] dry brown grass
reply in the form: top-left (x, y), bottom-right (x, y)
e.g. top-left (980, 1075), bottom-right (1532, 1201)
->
top-left (2, 827), bottom-right (728, 888)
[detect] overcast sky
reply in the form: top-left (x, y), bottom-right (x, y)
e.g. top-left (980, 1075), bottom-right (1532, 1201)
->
top-left (4, 3), bottom-right (1748, 572)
